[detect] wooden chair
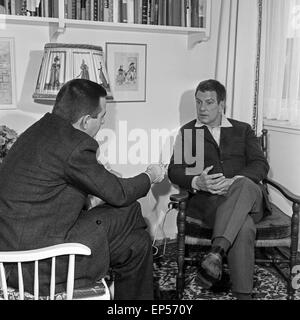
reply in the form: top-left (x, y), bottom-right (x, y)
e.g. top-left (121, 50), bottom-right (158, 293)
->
top-left (169, 129), bottom-right (300, 300)
top-left (0, 243), bottom-right (113, 300)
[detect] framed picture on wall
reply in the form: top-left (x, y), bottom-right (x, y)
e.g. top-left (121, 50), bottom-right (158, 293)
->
top-left (105, 42), bottom-right (147, 103)
top-left (0, 38), bottom-right (16, 109)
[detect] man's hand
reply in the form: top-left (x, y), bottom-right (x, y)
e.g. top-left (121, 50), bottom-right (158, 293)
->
top-left (145, 163), bottom-right (166, 184)
top-left (208, 178), bottom-right (235, 195)
top-left (195, 166), bottom-right (226, 194)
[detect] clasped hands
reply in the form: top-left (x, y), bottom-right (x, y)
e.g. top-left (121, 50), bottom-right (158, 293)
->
top-left (194, 165), bottom-right (235, 195)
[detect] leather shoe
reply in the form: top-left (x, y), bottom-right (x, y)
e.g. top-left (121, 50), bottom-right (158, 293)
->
top-left (195, 247), bottom-right (224, 289)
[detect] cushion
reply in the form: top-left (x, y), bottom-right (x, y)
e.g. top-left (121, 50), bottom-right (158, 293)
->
top-left (0, 280), bottom-right (108, 300)
top-left (185, 203), bottom-right (291, 241)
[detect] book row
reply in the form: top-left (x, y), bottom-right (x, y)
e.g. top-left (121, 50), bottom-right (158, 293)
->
top-left (0, 0), bottom-right (207, 28)
top-left (0, 0), bottom-right (59, 17)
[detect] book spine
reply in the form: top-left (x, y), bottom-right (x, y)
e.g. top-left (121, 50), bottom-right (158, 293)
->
top-left (53, 0), bottom-right (59, 18)
top-left (172, 0), bottom-right (181, 26)
top-left (147, 0), bottom-right (151, 24)
top-left (198, 0), bottom-right (205, 27)
top-left (48, 0), bottom-right (52, 17)
top-left (186, 0), bottom-right (191, 27)
top-left (162, 0), bottom-right (167, 25)
top-left (181, 0), bottom-right (186, 26)
top-left (90, 0), bottom-right (94, 19)
top-left (127, 0), bottom-right (133, 23)
top-left (149, 0), bottom-right (155, 25)
top-left (36, 0), bottom-right (42, 16)
top-left (121, 0), bottom-right (127, 23)
top-left (67, 0), bottom-right (72, 18)
top-left (94, 0), bottom-right (98, 20)
top-left (34, 0), bottom-right (38, 15)
top-left (10, 0), bottom-right (15, 14)
top-left (71, 0), bottom-right (76, 18)
top-left (81, 0), bottom-right (86, 20)
top-left (133, 0), bottom-right (139, 23)
top-left (191, 0), bottom-right (199, 27)
top-left (141, 0), bottom-right (147, 24)
top-left (108, 0), bottom-right (113, 21)
top-left (112, 0), bottom-right (118, 22)
top-left (41, 0), bottom-right (44, 17)
top-left (103, 0), bottom-right (108, 21)
top-left (93, 0), bottom-right (98, 20)
top-left (64, 0), bottom-right (68, 18)
top-left (86, 0), bottom-right (90, 19)
top-left (75, 0), bottom-right (80, 18)
top-left (137, 0), bottom-right (142, 23)
top-left (32, 0), bottom-right (37, 15)
top-left (98, 0), bottom-right (104, 21)
top-left (4, 0), bottom-right (9, 14)
top-left (44, 0), bottom-right (48, 16)
top-left (117, 0), bottom-right (122, 22)
top-left (158, 0), bottom-right (163, 25)
top-left (166, 0), bottom-right (172, 26)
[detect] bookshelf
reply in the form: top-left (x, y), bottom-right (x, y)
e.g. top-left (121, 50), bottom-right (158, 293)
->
top-left (0, 0), bottom-right (211, 46)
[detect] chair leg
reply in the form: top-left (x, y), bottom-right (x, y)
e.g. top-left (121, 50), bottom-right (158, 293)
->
top-left (176, 200), bottom-right (187, 300)
top-left (288, 203), bottom-right (299, 300)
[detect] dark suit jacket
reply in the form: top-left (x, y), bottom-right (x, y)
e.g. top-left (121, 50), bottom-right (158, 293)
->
top-left (168, 118), bottom-right (271, 222)
top-left (0, 113), bottom-right (151, 295)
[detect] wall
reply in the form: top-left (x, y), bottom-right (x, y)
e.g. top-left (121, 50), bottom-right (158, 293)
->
top-left (0, 1), bottom-right (223, 239)
top-left (264, 124), bottom-right (300, 217)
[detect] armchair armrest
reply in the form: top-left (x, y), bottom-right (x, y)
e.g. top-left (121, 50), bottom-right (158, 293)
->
top-left (264, 178), bottom-right (300, 204)
top-left (170, 191), bottom-right (190, 203)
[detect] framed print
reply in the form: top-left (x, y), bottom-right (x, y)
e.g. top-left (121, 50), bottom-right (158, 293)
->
top-left (105, 42), bottom-right (147, 102)
top-left (0, 38), bottom-right (16, 109)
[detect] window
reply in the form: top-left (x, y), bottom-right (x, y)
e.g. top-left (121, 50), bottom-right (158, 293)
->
top-left (263, 0), bottom-right (300, 126)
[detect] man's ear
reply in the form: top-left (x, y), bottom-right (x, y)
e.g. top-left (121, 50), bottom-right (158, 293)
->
top-left (220, 100), bottom-right (226, 112)
top-left (73, 114), bottom-right (91, 132)
top-left (81, 114), bottom-right (92, 130)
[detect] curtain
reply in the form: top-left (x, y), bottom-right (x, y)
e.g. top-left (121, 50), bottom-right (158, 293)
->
top-left (263, 0), bottom-right (300, 125)
top-left (215, 0), bottom-right (261, 132)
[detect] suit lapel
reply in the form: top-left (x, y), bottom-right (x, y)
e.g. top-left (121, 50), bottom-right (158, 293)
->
top-left (202, 125), bottom-right (219, 149)
top-left (219, 126), bottom-right (235, 151)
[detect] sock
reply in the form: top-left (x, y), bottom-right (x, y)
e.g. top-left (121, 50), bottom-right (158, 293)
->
top-left (212, 237), bottom-right (231, 254)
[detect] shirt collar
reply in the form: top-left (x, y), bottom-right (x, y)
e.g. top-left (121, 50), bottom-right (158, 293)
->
top-left (195, 113), bottom-right (232, 129)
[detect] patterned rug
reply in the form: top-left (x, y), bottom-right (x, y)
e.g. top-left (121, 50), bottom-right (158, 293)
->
top-left (153, 241), bottom-right (300, 300)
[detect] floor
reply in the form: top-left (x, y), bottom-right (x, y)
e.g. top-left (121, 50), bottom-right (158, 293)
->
top-left (153, 241), bottom-right (300, 300)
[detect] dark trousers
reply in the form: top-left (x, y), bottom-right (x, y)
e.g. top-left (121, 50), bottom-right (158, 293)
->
top-left (212, 178), bottom-right (264, 294)
top-left (89, 201), bottom-right (154, 300)
top-left (191, 177), bottom-right (264, 294)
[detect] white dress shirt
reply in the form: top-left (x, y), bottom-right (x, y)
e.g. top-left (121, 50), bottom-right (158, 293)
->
top-left (194, 112), bottom-right (232, 146)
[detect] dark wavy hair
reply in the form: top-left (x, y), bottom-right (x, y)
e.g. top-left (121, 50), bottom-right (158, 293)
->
top-left (52, 79), bottom-right (107, 124)
top-left (195, 79), bottom-right (226, 104)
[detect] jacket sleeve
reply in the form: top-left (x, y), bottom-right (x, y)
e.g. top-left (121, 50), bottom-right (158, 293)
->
top-left (236, 124), bottom-right (269, 183)
top-left (64, 138), bottom-right (151, 207)
top-left (168, 128), bottom-right (198, 191)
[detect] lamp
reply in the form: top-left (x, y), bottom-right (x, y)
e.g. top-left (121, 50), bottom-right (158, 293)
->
top-left (33, 43), bottom-right (113, 102)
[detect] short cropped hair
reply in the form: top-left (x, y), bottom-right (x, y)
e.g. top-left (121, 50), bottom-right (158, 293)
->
top-left (52, 79), bottom-right (107, 124)
top-left (195, 79), bottom-right (226, 104)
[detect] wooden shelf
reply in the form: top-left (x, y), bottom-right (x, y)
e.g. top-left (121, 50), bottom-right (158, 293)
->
top-left (64, 18), bottom-right (205, 34)
top-left (64, 18), bottom-right (210, 47)
top-left (0, 0), bottom-right (211, 48)
top-left (0, 14), bottom-right (58, 25)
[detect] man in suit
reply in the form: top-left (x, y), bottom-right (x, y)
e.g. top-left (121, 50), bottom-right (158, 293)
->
top-left (168, 79), bottom-right (271, 300)
top-left (0, 79), bottom-right (165, 300)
